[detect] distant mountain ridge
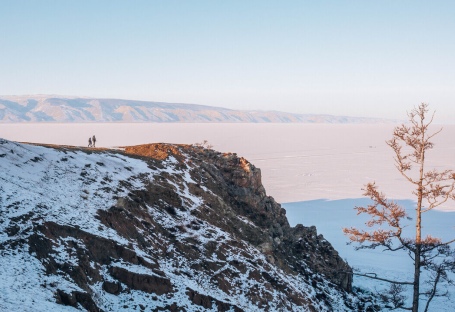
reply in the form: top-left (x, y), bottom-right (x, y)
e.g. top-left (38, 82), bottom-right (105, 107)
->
top-left (0, 95), bottom-right (391, 123)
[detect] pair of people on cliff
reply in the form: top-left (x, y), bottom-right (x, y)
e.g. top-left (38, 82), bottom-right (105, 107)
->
top-left (88, 135), bottom-right (96, 147)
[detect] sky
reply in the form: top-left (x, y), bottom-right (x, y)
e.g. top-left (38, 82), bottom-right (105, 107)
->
top-left (1, 1), bottom-right (455, 122)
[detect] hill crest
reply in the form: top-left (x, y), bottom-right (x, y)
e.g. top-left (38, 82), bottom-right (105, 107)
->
top-left (0, 95), bottom-right (392, 123)
top-left (0, 139), bottom-right (379, 311)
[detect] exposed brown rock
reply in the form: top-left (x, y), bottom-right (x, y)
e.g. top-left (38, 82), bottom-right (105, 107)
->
top-left (122, 143), bottom-right (184, 161)
top-left (108, 266), bottom-right (173, 295)
top-left (55, 289), bottom-right (102, 312)
top-left (186, 288), bottom-right (245, 312)
top-left (102, 281), bottom-right (122, 295)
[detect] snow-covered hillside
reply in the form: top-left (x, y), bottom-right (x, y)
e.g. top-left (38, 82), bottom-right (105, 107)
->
top-left (0, 139), bottom-right (373, 311)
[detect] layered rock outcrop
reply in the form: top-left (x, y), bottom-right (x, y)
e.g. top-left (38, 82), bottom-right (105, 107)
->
top-left (0, 139), bottom-right (372, 311)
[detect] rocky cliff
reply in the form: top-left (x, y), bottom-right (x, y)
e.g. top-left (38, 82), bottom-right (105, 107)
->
top-left (0, 139), bottom-right (375, 311)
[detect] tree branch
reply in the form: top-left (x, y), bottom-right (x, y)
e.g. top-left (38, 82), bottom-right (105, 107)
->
top-left (340, 271), bottom-right (414, 285)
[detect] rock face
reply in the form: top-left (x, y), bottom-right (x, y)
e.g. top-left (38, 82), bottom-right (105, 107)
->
top-left (0, 139), bottom-right (369, 311)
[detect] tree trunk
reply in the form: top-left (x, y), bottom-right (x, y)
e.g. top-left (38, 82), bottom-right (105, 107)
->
top-left (413, 245), bottom-right (421, 312)
top-left (412, 121), bottom-right (425, 312)
top-left (414, 182), bottom-right (422, 312)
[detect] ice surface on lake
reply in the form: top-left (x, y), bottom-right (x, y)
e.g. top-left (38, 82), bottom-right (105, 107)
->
top-left (1, 123), bottom-right (454, 209)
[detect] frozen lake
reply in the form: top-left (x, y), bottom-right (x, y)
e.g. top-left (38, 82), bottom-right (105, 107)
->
top-left (1, 122), bottom-right (455, 208)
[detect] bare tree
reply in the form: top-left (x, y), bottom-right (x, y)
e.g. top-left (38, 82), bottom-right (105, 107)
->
top-left (193, 140), bottom-right (213, 149)
top-left (343, 103), bottom-right (455, 312)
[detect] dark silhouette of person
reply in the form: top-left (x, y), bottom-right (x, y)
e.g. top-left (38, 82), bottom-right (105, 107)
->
top-left (88, 137), bottom-right (92, 147)
top-left (92, 135), bottom-right (96, 147)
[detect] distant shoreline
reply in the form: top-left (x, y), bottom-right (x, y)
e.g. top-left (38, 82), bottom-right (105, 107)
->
top-left (0, 95), bottom-right (397, 124)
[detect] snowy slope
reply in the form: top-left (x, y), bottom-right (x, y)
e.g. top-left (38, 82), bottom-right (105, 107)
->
top-left (0, 139), bottom-right (371, 311)
top-left (0, 140), bottom-right (153, 311)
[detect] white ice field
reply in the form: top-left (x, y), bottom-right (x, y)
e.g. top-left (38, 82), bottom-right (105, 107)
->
top-left (1, 122), bottom-right (455, 310)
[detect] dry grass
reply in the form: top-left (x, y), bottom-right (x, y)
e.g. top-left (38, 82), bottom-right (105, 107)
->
top-left (20, 141), bottom-right (198, 163)
top-left (119, 143), bottom-right (188, 161)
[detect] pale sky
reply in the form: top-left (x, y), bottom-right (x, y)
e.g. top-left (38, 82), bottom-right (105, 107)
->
top-left (1, 1), bottom-right (454, 122)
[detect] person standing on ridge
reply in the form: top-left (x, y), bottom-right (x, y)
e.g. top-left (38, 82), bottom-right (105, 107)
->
top-left (88, 137), bottom-right (92, 147)
top-left (92, 135), bottom-right (96, 147)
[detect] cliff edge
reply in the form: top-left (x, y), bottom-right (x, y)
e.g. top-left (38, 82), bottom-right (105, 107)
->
top-left (0, 139), bottom-right (373, 311)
